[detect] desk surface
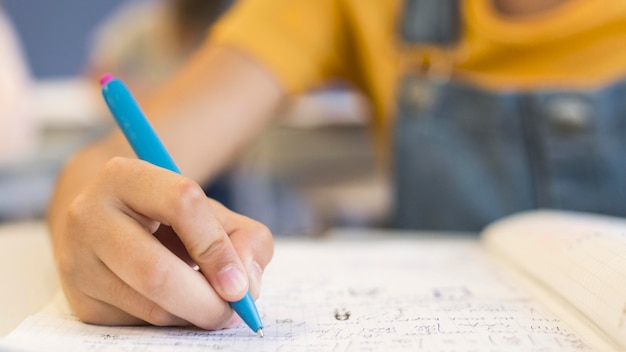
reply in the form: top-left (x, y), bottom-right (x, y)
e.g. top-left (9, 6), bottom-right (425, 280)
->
top-left (2, 223), bottom-right (610, 352)
top-left (0, 222), bottom-right (468, 338)
top-left (0, 221), bottom-right (59, 336)
top-left (2, 220), bottom-right (620, 351)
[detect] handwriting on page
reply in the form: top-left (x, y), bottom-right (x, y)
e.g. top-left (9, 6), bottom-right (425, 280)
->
top-left (255, 240), bottom-right (590, 352)
top-left (3, 239), bottom-right (591, 352)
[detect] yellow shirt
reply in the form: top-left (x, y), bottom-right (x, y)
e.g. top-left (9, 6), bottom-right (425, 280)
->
top-left (211, 0), bottom-right (626, 124)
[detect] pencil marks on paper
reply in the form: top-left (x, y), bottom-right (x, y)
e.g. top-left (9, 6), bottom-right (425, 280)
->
top-left (253, 240), bottom-right (591, 351)
top-left (3, 239), bottom-right (593, 352)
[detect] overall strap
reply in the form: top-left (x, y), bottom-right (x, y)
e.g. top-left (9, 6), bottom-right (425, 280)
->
top-left (400, 0), bottom-right (461, 45)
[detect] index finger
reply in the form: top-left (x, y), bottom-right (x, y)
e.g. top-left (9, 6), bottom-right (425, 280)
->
top-left (109, 158), bottom-right (250, 302)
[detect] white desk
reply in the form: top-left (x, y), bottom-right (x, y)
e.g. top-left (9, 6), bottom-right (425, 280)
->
top-left (0, 220), bottom-right (618, 351)
top-left (0, 221), bottom-right (59, 336)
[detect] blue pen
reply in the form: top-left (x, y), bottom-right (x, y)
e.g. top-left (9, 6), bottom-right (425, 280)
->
top-left (100, 73), bottom-right (264, 337)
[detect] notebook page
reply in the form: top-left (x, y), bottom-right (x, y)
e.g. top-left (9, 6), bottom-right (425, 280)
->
top-left (2, 234), bottom-right (597, 351)
top-left (482, 210), bottom-right (626, 350)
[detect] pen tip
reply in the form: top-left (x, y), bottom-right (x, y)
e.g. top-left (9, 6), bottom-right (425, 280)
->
top-left (257, 329), bottom-right (264, 338)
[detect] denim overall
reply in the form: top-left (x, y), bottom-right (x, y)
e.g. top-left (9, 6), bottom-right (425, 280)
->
top-left (392, 0), bottom-right (626, 231)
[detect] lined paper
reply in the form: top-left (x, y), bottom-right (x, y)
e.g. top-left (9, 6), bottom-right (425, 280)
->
top-left (3, 234), bottom-right (595, 351)
top-left (483, 210), bottom-right (626, 350)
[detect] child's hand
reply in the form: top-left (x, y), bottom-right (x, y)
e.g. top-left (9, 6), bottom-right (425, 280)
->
top-left (48, 157), bottom-right (274, 330)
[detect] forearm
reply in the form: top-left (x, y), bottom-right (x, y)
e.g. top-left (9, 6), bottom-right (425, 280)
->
top-left (142, 44), bottom-right (285, 182)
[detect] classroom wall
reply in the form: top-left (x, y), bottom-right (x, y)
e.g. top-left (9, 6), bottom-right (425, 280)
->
top-left (2, 0), bottom-right (125, 78)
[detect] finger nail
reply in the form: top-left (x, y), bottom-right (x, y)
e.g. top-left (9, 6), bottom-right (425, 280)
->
top-left (217, 265), bottom-right (248, 297)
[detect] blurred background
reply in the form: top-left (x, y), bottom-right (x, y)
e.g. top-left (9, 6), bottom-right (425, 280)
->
top-left (0, 0), bottom-right (389, 235)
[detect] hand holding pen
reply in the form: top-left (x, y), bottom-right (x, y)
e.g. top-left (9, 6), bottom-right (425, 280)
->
top-left (45, 74), bottom-right (274, 334)
top-left (100, 74), bottom-right (265, 335)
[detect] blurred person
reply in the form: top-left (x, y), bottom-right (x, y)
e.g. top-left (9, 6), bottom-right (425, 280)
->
top-left (86, 0), bottom-right (231, 100)
top-left (0, 6), bottom-right (36, 165)
top-left (86, 0), bottom-right (376, 236)
top-left (47, 0), bottom-right (626, 330)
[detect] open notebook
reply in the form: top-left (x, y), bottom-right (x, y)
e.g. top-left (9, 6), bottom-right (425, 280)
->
top-left (2, 210), bottom-right (625, 351)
